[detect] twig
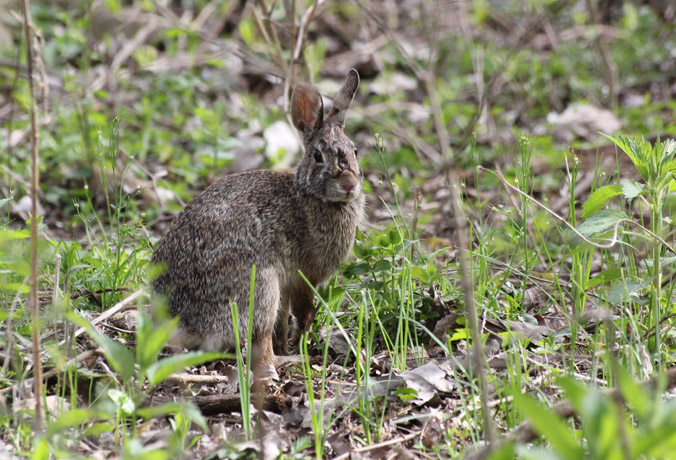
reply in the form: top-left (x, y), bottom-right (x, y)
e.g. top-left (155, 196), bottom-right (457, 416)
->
top-left (146, 392), bottom-right (292, 415)
top-left (21, 0), bottom-right (43, 431)
top-left (283, 0), bottom-right (325, 119)
top-left (163, 373), bottom-right (231, 385)
top-left (330, 430), bottom-right (420, 460)
top-left (88, 17), bottom-right (158, 94)
top-left (58, 289), bottom-right (145, 346)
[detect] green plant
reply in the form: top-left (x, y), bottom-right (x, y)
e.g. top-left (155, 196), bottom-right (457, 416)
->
top-left (54, 307), bottom-right (223, 454)
top-left (581, 135), bottom-right (676, 366)
top-left (512, 367), bottom-right (676, 459)
top-left (228, 265), bottom-right (257, 441)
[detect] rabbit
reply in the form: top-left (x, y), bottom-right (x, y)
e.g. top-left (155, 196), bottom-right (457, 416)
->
top-left (151, 69), bottom-right (364, 381)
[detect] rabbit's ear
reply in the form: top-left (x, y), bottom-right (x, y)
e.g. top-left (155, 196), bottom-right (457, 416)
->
top-left (327, 69), bottom-right (359, 127)
top-left (291, 83), bottom-right (324, 139)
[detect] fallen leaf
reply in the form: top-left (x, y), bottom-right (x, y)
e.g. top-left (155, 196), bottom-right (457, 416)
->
top-left (234, 429), bottom-right (282, 460)
top-left (400, 361), bottom-right (454, 405)
top-left (421, 412), bottom-right (444, 448)
top-left (547, 103), bottom-right (622, 143)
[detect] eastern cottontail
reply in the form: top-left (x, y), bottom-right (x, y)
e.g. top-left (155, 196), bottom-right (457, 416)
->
top-left (151, 69), bottom-right (363, 380)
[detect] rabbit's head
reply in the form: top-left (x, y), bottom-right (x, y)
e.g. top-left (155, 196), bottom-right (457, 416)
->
top-left (291, 69), bottom-right (362, 203)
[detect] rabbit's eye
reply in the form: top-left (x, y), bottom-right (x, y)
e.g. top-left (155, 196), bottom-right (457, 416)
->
top-left (313, 149), bottom-right (323, 163)
top-left (353, 147), bottom-right (358, 157)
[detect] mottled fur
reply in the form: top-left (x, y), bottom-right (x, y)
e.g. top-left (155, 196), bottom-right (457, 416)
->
top-left (151, 70), bottom-right (364, 376)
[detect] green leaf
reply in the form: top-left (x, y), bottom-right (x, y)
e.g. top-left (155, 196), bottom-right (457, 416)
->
top-left (644, 255), bottom-right (676, 268)
top-left (137, 401), bottom-right (207, 430)
top-left (136, 312), bottom-right (178, 371)
top-left (239, 18), bottom-right (256, 47)
top-left (31, 438), bottom-right (49, 460)
top-left (581, 185), bottom-right (623, 219)
top-left (450, 328), bottom-right (469, 341)
top-left (0, 228), bottom-right (30, 242)
top-left (48, 408), bottom-right (111, 435)
top-left (577, 209), bottom-right (627, 237)
top-left (394, 387), bottom-right (418, 402)
top-left (388, 227), bottom-right (403, 245)
top-left (615, 365), bottom-right (651, 423)
top-left (608, 279), bottom-right (651, 306)
top-left (512, 392), bottom-right (583, 460)
top-left (586, 268), bottom-right (623, 289)
top-left (346, 262), bottom-right (371, 277)
top-left (622, 179), bottom-right (645, 200)
top-left (146, 351), bottom-right (225, 387)
top-left (66, 312), bottom-right (135, 382)
top-left (633, 406), bottom-right (676, 458)
top-left (108, 389), bottom-right (136, 416)
top-left (557, 377), bottom-right (623, 459)
top-left (373, 259), bottom-right (392, 273)
top-left (82, 423), bottom-right (117, 437)
top-left (483, 442), bottom-right (516, 460)
top-left (601, 133), bottom-right (649, 181)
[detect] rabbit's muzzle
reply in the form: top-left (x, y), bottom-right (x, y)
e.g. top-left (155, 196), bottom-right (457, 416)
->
top-left (336, 170), bottom-right (361, 200)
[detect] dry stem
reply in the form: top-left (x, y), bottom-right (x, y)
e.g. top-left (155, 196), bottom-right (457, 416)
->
top-left (21, 0), bottom-right (43, 430)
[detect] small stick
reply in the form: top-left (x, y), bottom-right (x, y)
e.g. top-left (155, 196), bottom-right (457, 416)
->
top-left (163, 373), bottom-right (230, 385)
top-left (58, 289), bottom-right (145, 346)
top-left (330, 431), bottom-right (420, 459)
top-left (21, 0), bottom-right (43, 430)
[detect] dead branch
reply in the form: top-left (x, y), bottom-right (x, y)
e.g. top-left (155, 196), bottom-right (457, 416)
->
top-left (163, 373), bottom-right (230, 385)
top-left (147, 392), bottom-right (293, 415)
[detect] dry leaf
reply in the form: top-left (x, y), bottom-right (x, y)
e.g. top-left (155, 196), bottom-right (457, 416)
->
top-left (547, 103), bottom-right (622, 143)
top-left (400, 361), bottom-right (454, 405)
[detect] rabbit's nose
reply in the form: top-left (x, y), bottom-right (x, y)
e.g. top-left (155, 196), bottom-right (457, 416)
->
top-left (339, 172), bottom-right (358, 193)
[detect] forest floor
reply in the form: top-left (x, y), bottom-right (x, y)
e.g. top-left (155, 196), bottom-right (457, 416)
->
top-left (2, 1), bottom-right (676, 459)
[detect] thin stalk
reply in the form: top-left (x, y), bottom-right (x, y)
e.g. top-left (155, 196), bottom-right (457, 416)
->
top-left (229, 264), bottom-right (256, 440)
top-left (449, 172), bottom-right (495, 448)
top-left (651, 196), bottom-right (662, 369)
top-left (301, 330), bottom-right (323, 459)
top-left (517, 136), bottom-right (533, 311)
top-left (22, 0), bottom-right (43, 430)
top-left (566, 153), bottom-right (581, 370)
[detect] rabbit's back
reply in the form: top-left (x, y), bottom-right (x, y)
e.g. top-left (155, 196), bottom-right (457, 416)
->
top-left (151, 170), bottom-right (303, 345)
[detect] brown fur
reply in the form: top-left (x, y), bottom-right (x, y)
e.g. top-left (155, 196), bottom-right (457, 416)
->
top-left (151, 70), bottom-right (364, 378)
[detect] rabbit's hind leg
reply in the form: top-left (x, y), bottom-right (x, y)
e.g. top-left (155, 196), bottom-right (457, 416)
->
top-left (273, 294), bottom-right (291, 356)
top-left (289, 282), bottom-right (317, 346)
top-left (243, 265), bottom-right (282, 384)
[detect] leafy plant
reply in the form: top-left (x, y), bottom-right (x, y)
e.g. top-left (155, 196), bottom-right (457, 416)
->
top-left (54, 307), bottom-right (223, 454)
top-left (580, 135), bottom-right (676, 364)
top-left (513, 367), bottom-right (676, 459)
